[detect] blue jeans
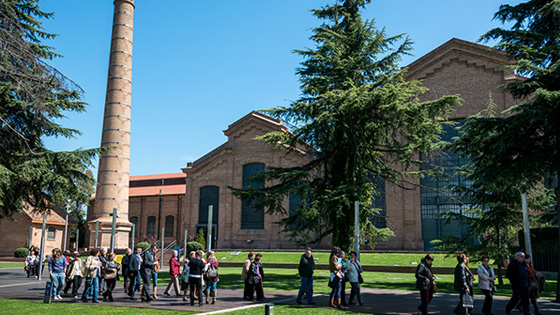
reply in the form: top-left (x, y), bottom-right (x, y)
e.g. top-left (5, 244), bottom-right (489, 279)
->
top-left (329, 277), bottom-right (341, 299)
top-left (205, 279), bottom-right (217, 292)
top-left (297, 277), bottom-right (314, 303)
top-left (82, 276), bottom-right (99, 302)
top-left (50, 272), bottom-right (65, 297)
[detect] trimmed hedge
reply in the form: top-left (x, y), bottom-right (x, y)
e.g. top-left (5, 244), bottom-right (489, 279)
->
top-left (136, 242), bottom-right (150, 251)
top-left (14, 247), bottom-right (29, 258)
top-left (187, 241), bottom-right (204, 254)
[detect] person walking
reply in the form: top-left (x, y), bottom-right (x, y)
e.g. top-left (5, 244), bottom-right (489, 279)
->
top-left (477, 256), bottom-right (496, 315)
top-left (347, 251), bottom-right (363, 306)
top-left (523, 255), bottom-right (543, 315)
top-left (152, 254), bottom-right (160, 300)
top-left (505, 252), bottom-right (530, 315)
top-left (122, 248), bottom-right (131, 294)
top-left (48, 248), bottom-right (67, 301)
top-left (65, 252), bottom-right (84, 298)
top-left (241, 252), bottom-right (255, 300)
top-left (164, 249), bottom-right (181, 297)
top-left (81, 248), bottom-right (101, 303)
top-left (296, 247), bottom-right (316, 305)
top-left (128, 246), bottom-right (142, 300)
top-left (140, 244), bottom-right (156, 302)
top-left (181, 251), bottom-right (195, 302)
top-left (25, 250), bottom-right (36, 278)
top-left (102, 253), bottom-right (120, 302)
top-left (98, 248), bottom-right (108, 294)
top-left (453, 253), bottom-right (473, 314)
top-left (415, 254), bottom-right (435, 315)
top-left (251, 253), bottom-right (265, 301)
top-left (204, 250), bottom-right (219, 304)
top-left (188, 250), bottom-right (207, 306)
top-left (340, 251), bottom-right (349, 306)
top-left (328, 246), bottom-right (345, 309)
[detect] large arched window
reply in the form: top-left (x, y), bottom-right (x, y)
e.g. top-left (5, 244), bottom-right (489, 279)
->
top-left (147, 216), bottom-right (156, 236)
top-left (129, 217), bottom-right (139, 237)
top-left (241, 163), bottom-right (265, 229)
top-left (199, 186), bottom-right (219, 225)
top-left (164, 216), bottom-right (174, 237)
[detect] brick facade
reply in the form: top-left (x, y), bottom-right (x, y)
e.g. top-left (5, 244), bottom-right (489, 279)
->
top-left (98, 38), bottom-right (522, 251)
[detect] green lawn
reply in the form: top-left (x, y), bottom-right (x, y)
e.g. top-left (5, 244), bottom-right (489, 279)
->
top-left (0, 298), bottom-right (196, 314)
top-left (214, 251), bottom-right (460, 267)
top-left (0, 262), bottom-right (24, 269)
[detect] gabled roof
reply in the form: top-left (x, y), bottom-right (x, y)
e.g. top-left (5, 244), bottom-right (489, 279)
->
top-left (404, 38), bottom-right (519, 81)
top-left (23, 205), bottom-right (77, 226)
top-left (223, 111), bottom-right (287, 138)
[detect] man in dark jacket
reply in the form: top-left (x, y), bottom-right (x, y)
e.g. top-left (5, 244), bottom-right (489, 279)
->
top-left (122, 248), bottom-right (131, 294)
top-left (505, 252), bottom-right (530, 315)
top-left (128, 246), bottom-right (142, 300)
top-left (415, 254), bottom-right (435, 315)
top-left (296, 247), bottom-right (316, 305)
top-left (140, 244), bottom-right (156, 302)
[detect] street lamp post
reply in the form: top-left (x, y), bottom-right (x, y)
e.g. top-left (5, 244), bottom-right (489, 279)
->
top-left (63, 199), bottom-right (71, 252)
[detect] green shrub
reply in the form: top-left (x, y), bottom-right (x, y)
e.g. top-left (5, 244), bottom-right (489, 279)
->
top-left (187, 241), bottom-right (204, 254)
top-left (196, 228), bottom-right (206, 250)
top-left (14, 247), bottom-right (29, 258)
top-left (136, 242), bottom-right (150, 251)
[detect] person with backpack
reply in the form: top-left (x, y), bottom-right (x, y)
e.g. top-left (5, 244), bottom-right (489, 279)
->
top-left (204, 250), bottom-right (219, 304)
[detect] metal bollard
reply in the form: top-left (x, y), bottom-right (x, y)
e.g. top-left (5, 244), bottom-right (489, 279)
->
top-left (265, 303), bottom-right (274, 315)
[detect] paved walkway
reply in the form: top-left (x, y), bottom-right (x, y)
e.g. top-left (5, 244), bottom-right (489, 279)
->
top-left (1, 267), bottom-right (559, 314)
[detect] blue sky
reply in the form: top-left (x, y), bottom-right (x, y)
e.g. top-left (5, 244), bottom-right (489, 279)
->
top-left (40, 0), bottom-right (522, 178)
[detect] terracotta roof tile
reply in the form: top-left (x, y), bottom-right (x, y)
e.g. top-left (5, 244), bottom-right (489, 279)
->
top-left (129, 184), bottom-right (185, 197)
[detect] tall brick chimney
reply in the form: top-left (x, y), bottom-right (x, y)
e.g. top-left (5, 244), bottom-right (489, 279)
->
top-left (88, 0), bottom-right (135, 249)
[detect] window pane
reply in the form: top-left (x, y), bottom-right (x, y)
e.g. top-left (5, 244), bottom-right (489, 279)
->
top-left (130, 217), bottom-right (138, 237)
top-left (164, 216), bottom-right (174, 237)
top-left (47, 227), bottom-right (55, 240)
top-left (199, 186), bottom-right (219, 225)
top-left (147, 216), bottom-right (156, 236)
top-left (241, 163), bottom-right (265, 229)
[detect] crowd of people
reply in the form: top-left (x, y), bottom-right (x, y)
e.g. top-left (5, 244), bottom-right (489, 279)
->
top-left (415, 251), bottom-right (545, 315)
top-left (28, 245), bottom-right (222, 307)
top-left (24, 245), bottom-right (547, 313)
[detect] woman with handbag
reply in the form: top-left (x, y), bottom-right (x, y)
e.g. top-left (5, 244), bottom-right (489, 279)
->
top-left (454, 253), bottom-right (474, 315)
top-left (204, 250), bottom-right (219, 304)
top-left (415, 254), bottom-right (435, 315)
top-left (477, 256), bottom-right (496, 315)
top-left (328, 246), bottom-right (345, 309)
top-left (346, 251), bottom-right (364, 306)
top-left (102, 253), bottom-right (120, 302)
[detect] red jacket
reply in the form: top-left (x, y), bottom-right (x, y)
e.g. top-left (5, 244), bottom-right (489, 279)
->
top-left (169, 257), bottom-right (180, 276)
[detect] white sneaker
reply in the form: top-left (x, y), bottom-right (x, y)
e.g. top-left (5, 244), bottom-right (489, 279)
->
top-left (53, 296), bottom-right (59, 301)
top-left (57, 295), bottom-right (62, 300)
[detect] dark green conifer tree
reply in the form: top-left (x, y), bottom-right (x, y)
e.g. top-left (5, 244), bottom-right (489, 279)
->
top-left (0, 0), bottom-right (100, 218)
top-left (451, 0), bottom-right (560, 298)
top-left (231, 0), bottom-right (459, 250)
